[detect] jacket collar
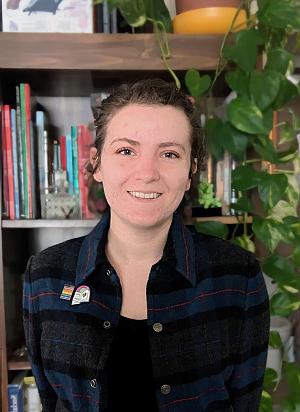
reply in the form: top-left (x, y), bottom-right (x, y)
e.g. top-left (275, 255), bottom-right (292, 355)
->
top-left (75, 208), bottom-right (196, 287)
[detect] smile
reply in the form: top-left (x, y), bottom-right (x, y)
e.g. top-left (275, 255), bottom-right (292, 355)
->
top-left (128, 191), bottom-right (162, 199)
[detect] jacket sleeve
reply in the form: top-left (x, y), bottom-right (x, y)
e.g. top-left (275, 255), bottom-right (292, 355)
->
top-left (226, 254), bottom-right (270, 412)
top-left (23, 255), bottom-right (58, 411)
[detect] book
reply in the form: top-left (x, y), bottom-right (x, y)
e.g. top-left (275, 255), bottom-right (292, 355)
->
top-left (71, 125), bottom-right (79, 194)
top-left (77, 125), bottom-right (95, 219)
top-left (2, 0), bottom-right (93, 33)
top-left (66, 133), bottom-right (73, 194)
top-left (16, 86), bottom-right (25, 218)
top-left (11, 108), bottom-right (20, 219)
top-left (3, 105), bottom-right (15, 219)
top-left (8, 370), bottom-right (27, 412)
top-left (1, 105), bottom-right (9, 218)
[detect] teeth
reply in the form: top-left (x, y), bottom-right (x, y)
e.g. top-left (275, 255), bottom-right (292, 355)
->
top-left (129, 191), bottom-right (161, 199)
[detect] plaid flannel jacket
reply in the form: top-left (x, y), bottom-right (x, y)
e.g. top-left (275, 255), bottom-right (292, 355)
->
top-left (23, 210), bottom-right (270, 412)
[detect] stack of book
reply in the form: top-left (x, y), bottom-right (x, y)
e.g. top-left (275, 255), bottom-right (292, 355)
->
top-left (1, 83), bottom-right (98, 220)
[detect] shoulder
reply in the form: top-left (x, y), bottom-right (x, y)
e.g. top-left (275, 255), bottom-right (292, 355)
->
top-left (27, 235), bottom-right (85, 276)
top-left (190, 229), bottom-right (260, 277)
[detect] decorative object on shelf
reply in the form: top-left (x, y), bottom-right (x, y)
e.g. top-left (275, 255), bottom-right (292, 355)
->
top-left (2, 0), bottom-right (94, 33)
top-left (40, 191), bottom-right (80, 219)
top-left (173, 0), bottom-right (247, 34)
top-left (192, 180), bottom-right (222, 217)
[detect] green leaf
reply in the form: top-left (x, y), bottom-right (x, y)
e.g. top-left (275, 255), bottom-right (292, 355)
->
top-left (282, 362), bottom-right (300, 397)
top-left (228, 97), bottom-right (268, 134)
top-left (273, 77), bottom-right (299, 110)
top-left (195, 221), bottom-right (229, 240)
top-left (262, 254), bottom-right (300, 288)
top-left (116, 0), bottom-right (147, 27)
top-left (223, 29), bottom-right (264, 72)
top-left (225, 69), bottom-right (249, 96)
top-left (263, 107), bottom-right (274, 133)
top-left (278, 123), bottom-right (298, 145)
top-left (292, 246), bottom-right (300, 266)
top-left (258, 0), bottom-right (300, 30)
top-left (222, 122), bottom-right (249, 160)
top-left (285, 175), bottom-right (300, 209)
top-left (258, 172), bottom-right (288, 210)
top-left (283, 216), bottom-right (300, 240)
top-left (185, 69), bottom-right (211, 103)
top-left (253, 135), bottom-right (278, 163)
top-left (263, 368), bottom-right (278, 391)
top-left (232, 235), bottom-right (255, 253)
top-left (269, 330), bottom-right (283, 350)
top-left (232, 165), bottom-right (260, 191)
top-left (270, 291), bottom-right (300, 316)
top-left (145, 0), bottom-right (172, 32)
top-left (205, 118), bottom-right (225, 161)
top-left (250, 70), bottom-right (281, 110)
top-left (270, 201), bottom-right (298, 223)
top-left (265, 49), bottom-right (293, 75)
top-left (253, 217), bottom-right (289, 253)
top-left (258, 390), bottom-right (272, 412)
top-left (230, 195), bottom-right (253, 213)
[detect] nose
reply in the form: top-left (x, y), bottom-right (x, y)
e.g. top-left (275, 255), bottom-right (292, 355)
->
top-left (134, 155), bottom-right (160, 183)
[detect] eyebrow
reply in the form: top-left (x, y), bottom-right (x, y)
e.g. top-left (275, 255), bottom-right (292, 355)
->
top-left (110, 137), bottom-right (186, 152)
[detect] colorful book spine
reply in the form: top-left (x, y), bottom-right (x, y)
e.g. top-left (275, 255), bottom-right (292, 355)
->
top-left (77, 125), bottom-right (95, 219)
top-left (66, 133), bottom-right (73, 193)
top-left (24, 83), bottom-right (33, 218)
top-left (10, 108), bottom-right (20, 219)
top-left (36, 111), bottom-right (46, 195)
top-left (1, 106), bottom-right (9, 218)
top-left (71, 125), bottom-right (79, 194)
top-left (4, 105), bottom-right (15, 219)
top-left (58, 135), bottom-right (67, 171)
top-left (16, 86), bottom-right (25, 218)
top-left (19, 84), bottom-right (29, 218)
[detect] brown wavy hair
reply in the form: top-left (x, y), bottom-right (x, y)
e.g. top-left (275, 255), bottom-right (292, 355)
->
top-left (88, 78), bottom-right (205, 178)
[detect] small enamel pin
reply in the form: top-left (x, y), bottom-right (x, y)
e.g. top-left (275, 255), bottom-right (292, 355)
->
top-left (60, 284), bottom-right (75, 301)
top-left (71, 285), bottom-right (91, 305)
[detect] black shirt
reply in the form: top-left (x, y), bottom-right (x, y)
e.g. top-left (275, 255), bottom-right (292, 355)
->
top-left (106, 315), bottom-right (159, 412)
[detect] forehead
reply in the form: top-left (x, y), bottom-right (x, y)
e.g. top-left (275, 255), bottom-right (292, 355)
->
top-left (106, 104), bottom-right (191, 144)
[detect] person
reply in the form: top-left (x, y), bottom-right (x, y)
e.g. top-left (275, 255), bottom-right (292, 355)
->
top-left (23, 78), bottom-right (270, 412)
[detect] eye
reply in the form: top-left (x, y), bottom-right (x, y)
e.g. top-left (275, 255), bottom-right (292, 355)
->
top-left (117, 148), bottom-right (135, 156)
top-left (162, 151), bottom-right (180, 159)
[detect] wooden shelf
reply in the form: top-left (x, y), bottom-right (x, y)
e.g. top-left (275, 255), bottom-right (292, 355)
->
top-left (2, 219), bottom-right (100, 228)
top-left (7, 358), bottom-right (31, 371)
top-left (0, 33), bottom-right (224, 71)
top-left (193, 216), bottom-right (253, 224)
top-left (2, 215), bottom-right (253, 228)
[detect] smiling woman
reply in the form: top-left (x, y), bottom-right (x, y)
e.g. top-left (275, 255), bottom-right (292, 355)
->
top-left (23, 78), bottom-right (269, 412)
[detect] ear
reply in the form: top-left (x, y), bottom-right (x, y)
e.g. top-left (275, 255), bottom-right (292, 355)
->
top-left (89, 147), bottom-right (102, 183)
top-left (191, 158), bottom-right (198, 175)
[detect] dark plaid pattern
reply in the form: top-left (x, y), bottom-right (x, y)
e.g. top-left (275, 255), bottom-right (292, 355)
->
top-left (23, 210), bottom-right (270, 412)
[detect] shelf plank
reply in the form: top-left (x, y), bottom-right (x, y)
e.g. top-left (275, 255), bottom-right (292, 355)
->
top-left (7, 359), bottom-right (31, 371)
top-left (0, 33), bottom-right (223, 71)
top-left (2, 219), bottom-right (100, 228)
top-left (193, 216), bottom-right (253, 224)
top-left (2, 215), bottom-right (253, 228)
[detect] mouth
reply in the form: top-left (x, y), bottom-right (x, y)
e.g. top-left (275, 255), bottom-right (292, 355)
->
top-left (127, 191), bottom-right (162, 200)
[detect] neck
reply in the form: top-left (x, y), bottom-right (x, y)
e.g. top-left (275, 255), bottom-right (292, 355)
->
top-left (106, 211), bottom-right (173, 267)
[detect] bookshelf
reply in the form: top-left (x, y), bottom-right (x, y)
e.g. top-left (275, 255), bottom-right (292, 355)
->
top-left (0, 32), bottom-right (237, 411)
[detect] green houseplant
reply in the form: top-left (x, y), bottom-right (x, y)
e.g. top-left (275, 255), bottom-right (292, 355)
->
top-left (94, 1), bottom-right (300, 410)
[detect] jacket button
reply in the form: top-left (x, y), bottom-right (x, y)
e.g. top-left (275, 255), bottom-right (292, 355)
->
top-left (90, 379), bottom-right (97, 388)
top-left (103, 321), bottom-right (111, 329)
top-left (106, 269), bottom-right (112, 276)
top-left (153, 322), bottom-right (163, 332)
top-left (161, 384), bottom-right (171, 395)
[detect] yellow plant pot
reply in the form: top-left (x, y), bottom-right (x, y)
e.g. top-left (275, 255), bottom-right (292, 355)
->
top-left (173, 7), bottom-right (247, 34)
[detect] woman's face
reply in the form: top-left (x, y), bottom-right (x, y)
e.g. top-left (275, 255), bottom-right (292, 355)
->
top-left (92, 104), bottom-right (193, 230)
